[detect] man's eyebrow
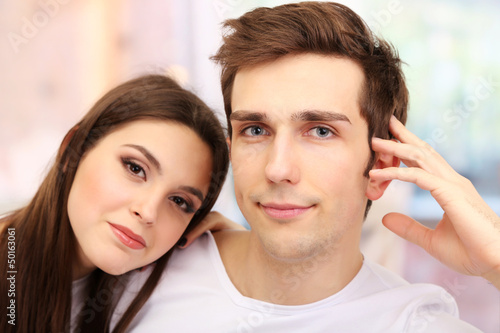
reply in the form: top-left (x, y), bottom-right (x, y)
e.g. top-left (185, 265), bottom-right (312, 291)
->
top-left (292, 110), bottom-right (352, 124)
top-left (229, 111), bottom-right (269, 122)
top-left (230, 110), bottom-right (351, 124)
top-left (179, 186), bottom-right (204, 202)
top-left (123, 144), bottom-right (162, 173)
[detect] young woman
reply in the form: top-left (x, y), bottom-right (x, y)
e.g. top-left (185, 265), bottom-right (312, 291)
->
top-left (0, 74), bottom-right (230, 332)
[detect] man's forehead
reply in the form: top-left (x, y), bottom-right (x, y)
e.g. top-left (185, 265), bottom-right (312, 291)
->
top-left (230, 54), bottom-right (366, 129)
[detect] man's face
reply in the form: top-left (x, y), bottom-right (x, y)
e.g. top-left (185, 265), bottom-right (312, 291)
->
top-left (229, 54), bottom-right (376, 261)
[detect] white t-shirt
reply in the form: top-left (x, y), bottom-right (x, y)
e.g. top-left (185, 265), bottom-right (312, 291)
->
top-left (119, 232), bottom-right (481, 332)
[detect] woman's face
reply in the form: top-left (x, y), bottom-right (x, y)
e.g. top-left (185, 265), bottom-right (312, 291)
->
top-left (67, 119), bottom-right (212, 279)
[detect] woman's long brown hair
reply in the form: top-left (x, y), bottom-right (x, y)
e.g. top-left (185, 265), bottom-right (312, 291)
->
top-left (0, 74), bottom-right (229, 332)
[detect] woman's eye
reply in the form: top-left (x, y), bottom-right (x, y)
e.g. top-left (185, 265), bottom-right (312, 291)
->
top-left (171, 196), bottom-right (195, 213)
top-left (122, 158), bottom-right (146, 178)
top-left (242, 126), bottom-right (268, 136)
top-left (129, 163), bottom-right (142, 174)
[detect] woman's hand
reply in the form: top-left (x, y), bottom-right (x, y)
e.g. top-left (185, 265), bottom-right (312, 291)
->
top-left (180, 211), bottom-right (246, 248)
top-left (370, 116), bottom-right (500, 289)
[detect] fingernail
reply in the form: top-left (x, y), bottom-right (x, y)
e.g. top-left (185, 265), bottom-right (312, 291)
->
top-left (178, 237), bottom-right (187, 247)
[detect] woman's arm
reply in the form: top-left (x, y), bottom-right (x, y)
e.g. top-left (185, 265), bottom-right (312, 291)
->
top-left (180, 211), bottom-right (246, 248)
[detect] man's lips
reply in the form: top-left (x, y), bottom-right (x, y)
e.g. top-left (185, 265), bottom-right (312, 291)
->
top-left (108, 222), bottom-right (146, 250)
top-left (259, 203), bottom-right (313, 219)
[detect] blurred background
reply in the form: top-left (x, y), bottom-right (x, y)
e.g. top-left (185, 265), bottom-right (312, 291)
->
top-left (0, 0), bottom-right (499, 331)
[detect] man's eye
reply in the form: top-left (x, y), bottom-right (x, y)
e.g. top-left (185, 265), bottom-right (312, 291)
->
top-left (308, 126), bottom-right (334, 138)
top-left (242, 126), bottom-right (268, 136)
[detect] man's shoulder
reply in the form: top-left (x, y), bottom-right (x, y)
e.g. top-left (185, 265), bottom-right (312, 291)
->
top-left (359, 259), bottom-right (453, 303)
top-left (212, 229), bottom-right (249, 250)
top-left (361, 258), bottom-right (411, 289)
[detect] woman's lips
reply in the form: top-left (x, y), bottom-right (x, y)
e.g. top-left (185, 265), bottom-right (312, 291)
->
top-left (260, 203), bottom-right (313, 219)
top-left (108, 222), bottom-right (146, 250)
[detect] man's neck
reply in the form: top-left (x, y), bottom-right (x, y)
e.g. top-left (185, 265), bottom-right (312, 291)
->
top-left (213, 230), bottom-right (363, 305)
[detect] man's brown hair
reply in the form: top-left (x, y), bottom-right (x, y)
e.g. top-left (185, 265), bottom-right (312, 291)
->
top-left (211, 1), bottom-right (409, 215)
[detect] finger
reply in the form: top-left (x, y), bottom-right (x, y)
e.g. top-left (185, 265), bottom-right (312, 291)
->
top-left (388, 115), bottom-right (424, 146)
top-left (179, 211), bottom-right (222, 248)
top-left (372, 138), bottom-right (422, 168)
top-left (180, 225), bottom-right (205, 248)
top-left (387, 117), bottom-right (458, 175)
top-left (382, 212), bottom-right (433, 251)
top-left (371, 137), bottom-right (456, 177)
top-left (177, 211), bottom-right (213, 248)
top-left (370, 167), bottom-right (444, 192)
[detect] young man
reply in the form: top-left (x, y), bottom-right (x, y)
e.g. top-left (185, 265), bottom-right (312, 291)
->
top-left (126, 2), bottom-right (498, 331)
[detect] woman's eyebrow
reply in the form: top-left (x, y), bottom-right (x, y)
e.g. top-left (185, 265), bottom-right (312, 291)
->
top-left (179, 186), bottom-right (204, 202)
top-left (123, 144), bottom-right (162, 174)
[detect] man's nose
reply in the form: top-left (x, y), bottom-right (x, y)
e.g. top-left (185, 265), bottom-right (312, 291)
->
top-left (264, 134), bottom-right (300, 184)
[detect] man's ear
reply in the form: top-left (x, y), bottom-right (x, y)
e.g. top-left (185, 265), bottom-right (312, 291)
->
top-left (365, 150), bottom-right (400, 201)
